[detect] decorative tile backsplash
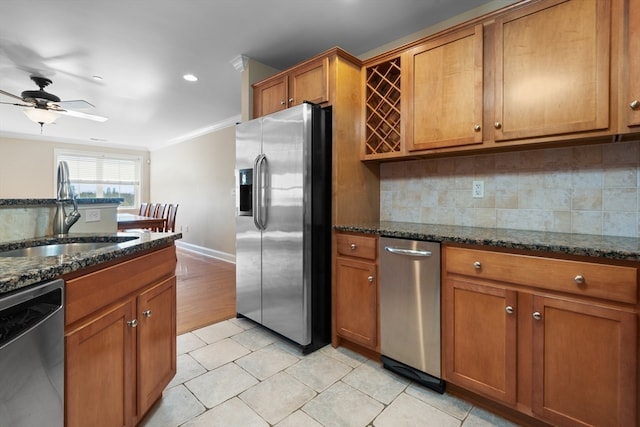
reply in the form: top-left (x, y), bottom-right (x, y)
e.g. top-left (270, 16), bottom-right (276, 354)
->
top-left (380, 140), bottom-right (640, 238)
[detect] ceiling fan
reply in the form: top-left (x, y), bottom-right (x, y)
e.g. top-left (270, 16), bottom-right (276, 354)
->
top-left (0, 75), bottom-right (108, 131)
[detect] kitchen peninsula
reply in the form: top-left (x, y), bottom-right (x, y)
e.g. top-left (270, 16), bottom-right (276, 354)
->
top-left (0, 198), bottom-right (182, 427)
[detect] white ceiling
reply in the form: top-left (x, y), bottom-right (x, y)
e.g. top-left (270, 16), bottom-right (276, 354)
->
top-left (0, 0), bottom-right (509, 151)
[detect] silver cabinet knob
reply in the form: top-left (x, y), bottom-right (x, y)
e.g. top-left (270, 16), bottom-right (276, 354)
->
top-left (473, 261), bottom-right (481, 269)
top-left (289, 98), bottom-right (294, 103)
top-left (474, 124), bottom-right (481, 132)
top-left (505, 306), bottom-right (514, 314)
top-left (127, 319), bottom-right (138, 328)
top-left (631, 100), bottom-right (640, 110)
top-left (367, 275), bottom-right (374, 283)
top-left (494, 121), bottom-right (502, 129)
top-left (350, 243), bottom-right (357, 250)
top-left (532, 312), bottom-right (542, 321)
top-left (280, 100), bottom-right (286, 105)
top-left (574, 275), bottom-right (584, 285)
top-left (143, 309), bottom-right (153, 318)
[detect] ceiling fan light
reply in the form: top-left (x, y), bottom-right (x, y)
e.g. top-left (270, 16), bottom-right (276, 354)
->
top-left (23, 108), bottom-right (61, 124)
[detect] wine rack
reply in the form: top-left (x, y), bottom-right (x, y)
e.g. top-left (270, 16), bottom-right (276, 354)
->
top-left (364, 57), bottom-right (402, 157)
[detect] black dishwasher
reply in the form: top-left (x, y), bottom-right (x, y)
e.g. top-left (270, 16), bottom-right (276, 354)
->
top-left (0, 279), bottom-right (64, 427)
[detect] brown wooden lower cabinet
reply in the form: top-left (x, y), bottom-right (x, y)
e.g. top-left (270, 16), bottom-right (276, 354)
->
top-left (335, 257), bottom-right (378, 349)
top-left (66, 299), bottom-right (135, 427)
top-left (531, 295), bottom-right (636, 427)
top-left (444, 278), bottom-right (517, 405)
top-left (443, 245), bottom-right (638, 427)
top-left (333, 232), bottom-right (379, 358)
top-left (64, 245), bottom-right (177, 427)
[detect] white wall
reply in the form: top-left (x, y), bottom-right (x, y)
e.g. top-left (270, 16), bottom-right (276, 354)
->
top-left (0, 136), bottom-right (150, 199)
top-left (150, 125), bottom-right (236, 260)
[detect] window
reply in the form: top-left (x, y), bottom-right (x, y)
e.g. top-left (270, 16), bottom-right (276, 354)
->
top-left (54, 150), bottom-right (141, 208)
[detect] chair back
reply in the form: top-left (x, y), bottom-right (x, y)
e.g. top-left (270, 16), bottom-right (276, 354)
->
top-left (166, 204), bottom-right (179, 232)
top-left (156, 204), bottom-right (168, 219)
top-left (138, 203), bottom-right (148, 216)
top-left (152, 204), bottom-right (168, 231)
top-left (147, 203), bottom-right (158, 218)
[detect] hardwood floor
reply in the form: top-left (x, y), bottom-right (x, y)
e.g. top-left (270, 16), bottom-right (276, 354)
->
top-left (175, 248), bottom-right (236, 335)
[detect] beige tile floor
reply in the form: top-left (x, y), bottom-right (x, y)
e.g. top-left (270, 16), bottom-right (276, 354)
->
top-left (141, 318), bottom-right (518, 427)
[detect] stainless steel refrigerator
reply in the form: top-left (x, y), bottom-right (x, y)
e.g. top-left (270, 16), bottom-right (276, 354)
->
top-left (235, 102), bottom-right (331, 353)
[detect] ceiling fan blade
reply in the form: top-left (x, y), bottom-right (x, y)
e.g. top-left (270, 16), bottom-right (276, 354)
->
top-left (0, 88), bottom-right (26, 102)
top-left (56, 99), bottom-right (96, 110)
top-left (0, 101), bottom-right (34, 107)
top-left (58, 109), bottom-right (108, 122)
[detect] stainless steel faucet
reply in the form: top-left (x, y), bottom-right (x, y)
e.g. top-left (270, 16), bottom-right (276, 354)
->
top-left (53, 161), bottom-right (81, 235)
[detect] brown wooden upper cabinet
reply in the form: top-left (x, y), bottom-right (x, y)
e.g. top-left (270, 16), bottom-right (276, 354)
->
top-left (362, 0), bottom-right (634, 161)
top-left (253, 56), bottom-right (329, 118)
top-left (628, 0), bottom-right (640, 128)
top-left (406, 24), bottom-right (484, 152)
top-left (493, 0), bottom-right (612, 142)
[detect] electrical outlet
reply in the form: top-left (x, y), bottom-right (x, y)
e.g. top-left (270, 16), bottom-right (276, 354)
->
top-left (472, 180), bottom-right (484, 198)
top-left (85, 209), bottom-right (101, 222)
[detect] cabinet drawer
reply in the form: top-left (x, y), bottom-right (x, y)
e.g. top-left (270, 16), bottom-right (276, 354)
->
top-left (336, 234), bottom-right (377, 260)
top-left (445, 247), bottom-right (638, 304)
top-left (65, 245), bottom-right (177, 326)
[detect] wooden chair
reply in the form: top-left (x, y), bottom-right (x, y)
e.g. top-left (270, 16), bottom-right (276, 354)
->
top-left (147, 203), bottom-right (158, 218)
top-left (153, 204), bottom-right (168, 231)
top-left (138, 203), bottom-right (148, 216)
top-left (165, 204), bottom-right (178, 232)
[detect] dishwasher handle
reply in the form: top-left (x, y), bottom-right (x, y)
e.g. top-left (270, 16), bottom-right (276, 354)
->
top-left (384, 246), bottom-right (432, 257)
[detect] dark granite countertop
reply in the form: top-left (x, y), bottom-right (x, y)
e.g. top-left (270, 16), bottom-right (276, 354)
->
top-left (0, 198), bottom-right (124, 206)
top-left (335, 221), bottom-right (640, 262)
top-left (0, 231), bottom-right (181, 295)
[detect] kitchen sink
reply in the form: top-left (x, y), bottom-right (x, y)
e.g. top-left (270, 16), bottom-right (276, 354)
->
top-left (0, 241), bottom-right (127, 257)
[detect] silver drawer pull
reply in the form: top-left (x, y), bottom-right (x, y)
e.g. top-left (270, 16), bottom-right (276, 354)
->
top-left (574, 275), bottom-right (584, 284)
top-left (473, 261), bottom-right (481, 269)
top-left (350, 243), bottom-right (357, 250)
top-left (384, 247), bottom-right (432, 257)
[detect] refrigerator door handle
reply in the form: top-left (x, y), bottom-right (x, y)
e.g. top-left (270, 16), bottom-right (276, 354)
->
top-left (253, 154), bottom-right (267, 230)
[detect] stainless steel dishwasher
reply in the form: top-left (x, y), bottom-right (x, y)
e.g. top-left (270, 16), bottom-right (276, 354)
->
top-left (0, 279), bottom-right (64, 427)
top-left (379, 237), bottom-right (444, 393)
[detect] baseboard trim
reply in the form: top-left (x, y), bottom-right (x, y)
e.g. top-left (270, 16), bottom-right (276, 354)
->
top-left (175, 241), bottom-right (236, 264)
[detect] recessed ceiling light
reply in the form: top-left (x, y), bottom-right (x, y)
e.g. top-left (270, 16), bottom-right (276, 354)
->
top-left (183, 73), bottom-right (198, 82)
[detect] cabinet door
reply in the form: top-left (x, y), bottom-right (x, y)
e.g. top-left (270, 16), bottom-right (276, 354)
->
top-left (335, 257), bottom-right (377, 349)
top-left (137, 277), bottom-right (176, 418)
top-left (443, 278), bottom-right (517, 404)
top-left (253, 75), bottom-right (288, 117)
top-left (407, 25), bottom-right (483, 151)
top-left (66, 300), bottom-right (136, 427)
top-left (289, 57), bottom-right (328, 107)
top-left (494, 0), bottom-right (611, 141)
top-left (531, 296), bottom-right (637, 427)
top-left (628, 0), bottom-right (640, 127)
